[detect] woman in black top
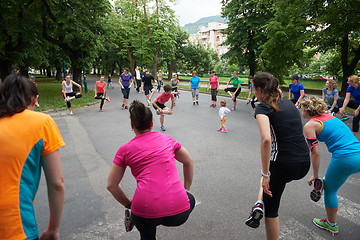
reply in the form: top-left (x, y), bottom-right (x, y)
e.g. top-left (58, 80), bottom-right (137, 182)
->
top-left (245, 72), bottom-right (310, 240)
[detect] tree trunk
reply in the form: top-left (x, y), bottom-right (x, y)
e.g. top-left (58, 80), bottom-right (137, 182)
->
top-left (47, 66), bottom-right (52, 77)
top-left (0, 60), bottom-right (12, 82)
top-left (339, 35), bottom-right (360, 97)
top-left (19, 66), bottom-right (29, 77)
top-left (167, 58), bottom-right (178, 81)
top-left (128, 50), bottom-right (135, 76)
top-left (152, 46), bottom-right (160, 78)
top-left (69, 50), bottom-right (82, 86)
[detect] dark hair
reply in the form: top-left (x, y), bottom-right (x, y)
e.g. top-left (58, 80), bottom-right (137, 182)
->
top-left (210, 70), bottom-right (215, 74)
top-left (163, 84), bottom-right (172, 92)
top-left (129, 100), bottom-right (152, 131)
top-left (0, 74), bottom-right (33, 117)
top-left (249, 75), bottom-right (254, 80)
top-left (253, 72), bottom-right (282, 111)
top-left (124, 68), bottom-right (129, 72)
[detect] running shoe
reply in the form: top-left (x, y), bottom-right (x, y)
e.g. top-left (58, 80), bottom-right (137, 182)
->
top-left (231, 107), bottom-right (236, 111)
top-left (106, 97), bottom-right (110, 102)
top-left (313, 218), bottom-right (339, 235)
top-left (196, 101), bottom-right (199, 105)
top-left (66, 96), bottom-right (71, 101)
top-left (177, 92), bottom-right (180, 98)
top-left (221, 129), bottom-right (227, 133)
top-left (173, 102), bottom-right (176, 106)
top-left (99, 109), bottom-right (103, 112)
top-left (217, 127), bottom-right (222, 131)
top-left (246, 99), bottom-right (250, 104)
top-left (35, 102), bottom-right (40, 108)
top-left (147, 99), bottom-right (151, 106)
top-left (339, 115), bottom-right (349, 121)
top-left (121, 104), bottom-right (125, 110)
top-left (210, 104), bottom-right (214, 107)
top-left (125, 106), bottom-right (128, 110)
top-left (310, 178), bottom-right (324, 202)
top-left (245, 202), bottom-right (264, 228)
top-left (69, 111), bottom-right (73, 116)
top-left (160, 126), bottom-right (166, 131)
top-left (156, 109), bottom-right (161, 115)
top-left (193, 102), bottom-right (195, 105)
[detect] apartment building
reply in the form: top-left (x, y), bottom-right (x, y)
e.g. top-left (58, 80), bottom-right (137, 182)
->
top-left (189, 22), bottom-right (229, 58)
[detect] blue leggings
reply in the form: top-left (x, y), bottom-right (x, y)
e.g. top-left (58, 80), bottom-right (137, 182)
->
top-left (324, 154), bottom-right (360, 208)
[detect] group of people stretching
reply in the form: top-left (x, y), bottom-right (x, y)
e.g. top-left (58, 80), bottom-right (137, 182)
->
top-left (1, 71), bottom-right (359, 240)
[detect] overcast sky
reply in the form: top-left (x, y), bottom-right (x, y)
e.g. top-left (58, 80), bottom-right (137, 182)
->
top-left (169, 0), bottom-right (223, 26)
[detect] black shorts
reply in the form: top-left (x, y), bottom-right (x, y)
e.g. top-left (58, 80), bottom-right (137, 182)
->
top-left (144, 85), bottom-right (154, 95)
top-left (153, 101), bottom-right (166, 110)
top-left (264, 161), bottom-right (310, 218)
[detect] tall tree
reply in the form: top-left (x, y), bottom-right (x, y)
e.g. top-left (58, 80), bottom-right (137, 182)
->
top-left (221, 0), bottom-right (273, 77)
top-left (41, 0), bottom-right (110, 84)
top-left (306, 0), bottom-right (360, 96)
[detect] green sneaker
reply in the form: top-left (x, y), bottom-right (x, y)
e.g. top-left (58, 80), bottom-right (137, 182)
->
top-left (313, 218), bottom-right (339, 235)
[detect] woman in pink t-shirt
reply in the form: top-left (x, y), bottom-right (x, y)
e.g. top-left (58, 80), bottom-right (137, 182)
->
top-left (107, 100), bottom-right (195, 240)
top-left (207, 70), bottom-right (219, 107)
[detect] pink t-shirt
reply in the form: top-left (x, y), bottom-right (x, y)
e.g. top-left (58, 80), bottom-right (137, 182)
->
top-left (156, 91), bottom-right (174, 104)
top-left (113, 131), bottom-right (190, 218)
top-left (209, 76), bottom-right (219, 89)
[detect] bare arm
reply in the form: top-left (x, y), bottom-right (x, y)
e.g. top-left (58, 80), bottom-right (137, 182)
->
top-left (118, 77), bottom-right (124, 89)
top-left (288, 89), bottom-right (292, 100)
top-left (330, 92), bottom-right (339, 112)
top-left (72, 81), bottom-right (82, 94)
top-left (340, 92), bottom-right (351, 115)
top-left (303, 121), bottom-right (321, 185)
top-left (39, 150), bottom-right (65, 240)
top-left (295, 90), bottom-right (305, 106)
top-left (107, 164), bottom-right (132, 208)
top-left (174, 147), bottom-right (194, 190)
top-left (256, 114), bottom-right (272, 197)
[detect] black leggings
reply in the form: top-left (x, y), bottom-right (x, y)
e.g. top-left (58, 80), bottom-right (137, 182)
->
top-left (122, 86), bottom-right (130, 99)
top-left (132, 192), bottom-right (195, 240)
top-left (263, 161), bottom-right (310, 218)
top-left (211, 89), bottom-right (218, 101)
top-left (94, 93), bottom-right (106, 109)
top-left (224, 87), bottom-right (241, 102)
top-left (65, 92), bottom-right (82, 108)
top-left (250, 95), bottom-right (258, 109)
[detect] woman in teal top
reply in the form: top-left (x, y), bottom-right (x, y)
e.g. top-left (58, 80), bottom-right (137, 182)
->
top-left (301, 96), bottom-right (360, 235)
top-left (224, 71), bottom-right (241, 110)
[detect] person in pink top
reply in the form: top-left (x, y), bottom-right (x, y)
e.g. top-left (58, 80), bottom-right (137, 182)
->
top-left (94, 75), bottom-right (110, 112)
top-left (207, 70), bottom-right (219, 107)
top-left (152, 84), bottom-right (175, 131)
top-left (107, 100), bottom-right (195, 240)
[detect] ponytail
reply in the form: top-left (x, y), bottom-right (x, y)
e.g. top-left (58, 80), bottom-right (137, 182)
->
top-left (253, 72), bottom-right (282, 111)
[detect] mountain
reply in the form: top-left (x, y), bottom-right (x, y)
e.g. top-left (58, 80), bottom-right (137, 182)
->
top-left (182, 15), bottom-right (227, 34)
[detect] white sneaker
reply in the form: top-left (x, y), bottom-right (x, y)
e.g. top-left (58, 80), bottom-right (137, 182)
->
top-left (35, 102), bottom-right (40, 108)
top-left (70, 111), bottom-right (73, 116)
top-left (66, 96), bottom-right (71, 101)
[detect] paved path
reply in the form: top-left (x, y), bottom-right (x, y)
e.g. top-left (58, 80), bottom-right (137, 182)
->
top-left (34, 77), bottom-right (360, 239)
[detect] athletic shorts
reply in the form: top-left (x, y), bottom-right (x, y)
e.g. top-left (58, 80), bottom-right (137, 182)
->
top-left (191, 88), bottom-right (199, 98)
top-left (144, 85), bottom-right (154, 95)
top-left (153, 101), bottom-right (166, 110)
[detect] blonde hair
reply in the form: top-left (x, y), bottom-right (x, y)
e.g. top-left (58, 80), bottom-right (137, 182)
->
top-left (300, 96), bottom-right (327, 117)
top-left (192, 71), bottom-right (197, 76)
top-left (220, 99), bottom-right (226, 107)
top-left (326, 79), bottom-right (338, 90)
top-left (349, 75), bottom-right (359, 83)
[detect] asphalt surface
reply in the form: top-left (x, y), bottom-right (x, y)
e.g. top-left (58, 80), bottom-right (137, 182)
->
top-left (34, 77), bottom-right (360, 240)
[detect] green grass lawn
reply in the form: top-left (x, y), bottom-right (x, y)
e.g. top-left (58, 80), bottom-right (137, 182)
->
top-left (33, 75), bottom-right (96, 112)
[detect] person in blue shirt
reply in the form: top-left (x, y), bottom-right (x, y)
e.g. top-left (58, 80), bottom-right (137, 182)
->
top-left (188, 71), bottom-right (201, 105)
top-left (119, 68), bottom-right (134, 110)
top-left (339, 75), bottom-right (360, 135)
top-left (301, 96), bottom-right (360, 235)
top-left (322, 79), bottom-right (341, 115)
top-left (288, 75), bottom-right (306, 108)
